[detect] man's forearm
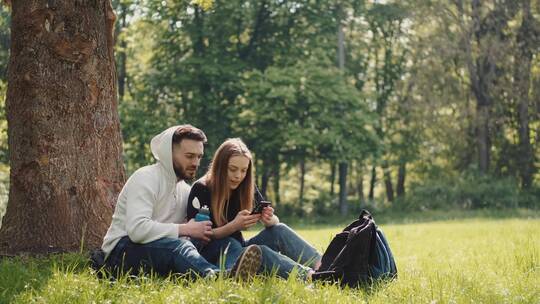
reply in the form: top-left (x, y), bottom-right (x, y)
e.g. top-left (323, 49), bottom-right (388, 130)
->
top-left (177, 223), bottom-right (190, 237)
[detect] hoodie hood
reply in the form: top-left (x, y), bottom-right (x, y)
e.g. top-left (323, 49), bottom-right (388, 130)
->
top-left (150, 126), bottom-right (180, 181)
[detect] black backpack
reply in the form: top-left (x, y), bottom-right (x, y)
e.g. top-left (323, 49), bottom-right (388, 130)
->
top-left (313, 210), bottom-right (397, 288)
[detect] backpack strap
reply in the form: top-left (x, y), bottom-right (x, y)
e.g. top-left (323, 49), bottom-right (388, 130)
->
top-left (312, 270), bottom-right (343, 283)
top-left (359, 209), bottom-right (372, 220)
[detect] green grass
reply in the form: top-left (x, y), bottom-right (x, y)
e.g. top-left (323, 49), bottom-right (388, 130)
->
top-left (1, 215), bottom-right (539, 303)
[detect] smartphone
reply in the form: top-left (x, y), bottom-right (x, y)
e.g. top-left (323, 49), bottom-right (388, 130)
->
top-left (251, 201), bottom-right (271, 214)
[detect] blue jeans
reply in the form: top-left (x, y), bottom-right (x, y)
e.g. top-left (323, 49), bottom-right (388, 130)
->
top-left (192, 237), bottom-right (244, 270)
top-left (106, 236), bottom-right (243, 277)
top-left (246, 223), bottom-right (321, 280)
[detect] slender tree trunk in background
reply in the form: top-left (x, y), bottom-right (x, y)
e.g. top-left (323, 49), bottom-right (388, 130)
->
top-left (0, 14), bottom-right (9, 81)
top-left (330, 162), bottom-right (336, 197)
top-left (348, 170), bottom-right (355, 196)
top-left (396, 160), bottom-right (406, 197)
top-left (337, 5), bottom-right (348, 215)
top-left (260, 163), bottom-right (270, 198)
top-left (535, 77), bottom-right (540, 151)
top-left (338, 162), bottom-right (348, 215)
top-left (461, 93), bottom-right (476, 170)
top-left (337, 4), bottom-right (345, 71)
top-left (273, 161), bottom-right (280, 206)
top-left (116, 2), bottom-right (127, 103)
top-left (368, 165), bottom-right (376, 200)
top-left (470, 0), bottom-right (491, 175)
top-left (461, 0), bottom-right (512, 175)
top-left (299, 158), bottom-right (305, 206)
top-left (476, 104), bottom-right (491, 173)
top-left (515, 0), bottom-right (537, 189)
top-left (254, 159), bottom-right (260, 189)
top-left (0, 0), bottom-right (125, 254)
top-left (347, 161), bottom-right (356, 197)
top-left (356, 163), bottom-right (365, 204)
top-left (382, 162), bottom-right (394, 202)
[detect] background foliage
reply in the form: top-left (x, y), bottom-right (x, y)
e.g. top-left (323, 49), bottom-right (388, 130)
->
top-left (0, 0), bottom-right (538, 223)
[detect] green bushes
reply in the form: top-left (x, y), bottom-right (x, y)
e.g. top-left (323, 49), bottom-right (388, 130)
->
top-left (398, 172), bottom-right (537, 211)
top-left (275, 170), bottom-right (538, 223)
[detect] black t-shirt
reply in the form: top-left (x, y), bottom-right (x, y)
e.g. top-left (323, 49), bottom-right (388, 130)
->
top-left (187, 180), bottom-right (264, 244)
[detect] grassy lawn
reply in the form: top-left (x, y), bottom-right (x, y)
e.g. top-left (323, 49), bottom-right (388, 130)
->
top-left (1, 212), bottom-right (539, 303)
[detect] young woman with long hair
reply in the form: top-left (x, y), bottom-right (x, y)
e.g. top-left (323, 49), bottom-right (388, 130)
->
top-left (187, 138), bottom-right (322, 280)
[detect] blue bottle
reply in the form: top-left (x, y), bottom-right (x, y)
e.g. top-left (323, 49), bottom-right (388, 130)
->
top-left (195, 206), bottom-right (211, 222)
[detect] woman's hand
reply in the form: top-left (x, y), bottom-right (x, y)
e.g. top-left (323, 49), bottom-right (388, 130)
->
top-left (260, 206), bottom-right (278, 227)
top-left (232, 210), bottom-right (260, 230)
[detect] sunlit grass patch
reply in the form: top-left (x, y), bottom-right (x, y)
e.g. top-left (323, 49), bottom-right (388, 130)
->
top-left (1, 217), bottom-right (539, 303)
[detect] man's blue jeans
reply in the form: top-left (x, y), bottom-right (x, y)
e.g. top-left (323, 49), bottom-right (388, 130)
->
top-left (246, 223), bottom-right (321, 280)
top-left (106, 236), bottom-right (243, 277)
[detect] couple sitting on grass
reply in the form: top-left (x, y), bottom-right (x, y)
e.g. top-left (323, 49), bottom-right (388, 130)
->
top-left (101, 125), bottom-right (321, 280)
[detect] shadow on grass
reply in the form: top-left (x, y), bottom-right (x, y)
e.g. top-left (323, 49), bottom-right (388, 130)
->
top-left (0, 253), bottom-right (87, 304)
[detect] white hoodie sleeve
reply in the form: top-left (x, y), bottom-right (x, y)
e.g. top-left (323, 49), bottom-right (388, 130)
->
top-left (124, 172), bottom-right (179, 243)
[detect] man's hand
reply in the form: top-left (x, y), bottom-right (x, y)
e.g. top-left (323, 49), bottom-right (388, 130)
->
top-left (232, 210), bottom-right (260, 230)
top-left (180, 219), bottom-right (213, 242)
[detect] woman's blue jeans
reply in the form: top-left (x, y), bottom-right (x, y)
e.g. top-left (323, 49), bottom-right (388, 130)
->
top-left (246, 223), bottom-right (321, 280)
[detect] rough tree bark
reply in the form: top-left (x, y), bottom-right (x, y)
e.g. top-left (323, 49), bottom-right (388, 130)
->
top-left (0, 0), bottom-right (125, 254)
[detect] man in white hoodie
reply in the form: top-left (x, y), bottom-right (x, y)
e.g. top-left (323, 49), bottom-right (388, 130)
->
top-left (101, 125), bottom-right (261, 278)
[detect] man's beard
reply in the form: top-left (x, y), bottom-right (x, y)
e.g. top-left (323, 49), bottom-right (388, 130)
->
top-left (174, 163), bottom-right (196, 181)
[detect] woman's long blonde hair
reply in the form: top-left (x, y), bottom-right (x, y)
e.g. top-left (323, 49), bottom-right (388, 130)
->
top-left (204, 138), bottom-right (254, 226)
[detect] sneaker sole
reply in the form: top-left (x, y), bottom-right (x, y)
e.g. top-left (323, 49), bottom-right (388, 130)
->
top-left (234, 245), bottom-right (262, 280)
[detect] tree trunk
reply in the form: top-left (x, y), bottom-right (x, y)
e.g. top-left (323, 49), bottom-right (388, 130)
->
top-left (0, 0), bottom-right (125, 254)
top-left (254, 159), bottom-right (260, 188)
top-left (356, 163), bottom-right (365, 204)
top-left (116, 2), bottom-right (127, 103)
top-left (396, 160), bottom-right (406, 197)
top-left (347, 161), bottom-right (356, 197)
top-left (337, 6), bottom-right (345, 71)
top-left (0, 10), bottom-right (9, 82)
top-left (463, 0), bottom-right (516, 175)
top-left (299, 158), bottom-right (306, 206)
top-left (336, 7), bottom-right (348, 215)
top-left (476, 103), bottom-right (491, 174)
top-left (273, 160), bottom-right (280, 206)
top-left (338, 162), bottom-right (348, 215)
top-left (515, 0), bottom-right (536, 189)
top-left (329, 162), bottom-right (336, 197)
top-left (368, 165), bottom-right (376, 200)
top-left (260, 161), bottom-right (270, 198)
top-left (382, 162), bottom-right (394, 202)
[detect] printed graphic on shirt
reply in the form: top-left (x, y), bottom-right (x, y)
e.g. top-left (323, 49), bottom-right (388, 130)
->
top-left (192, 197), bottom-right (201, 209)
